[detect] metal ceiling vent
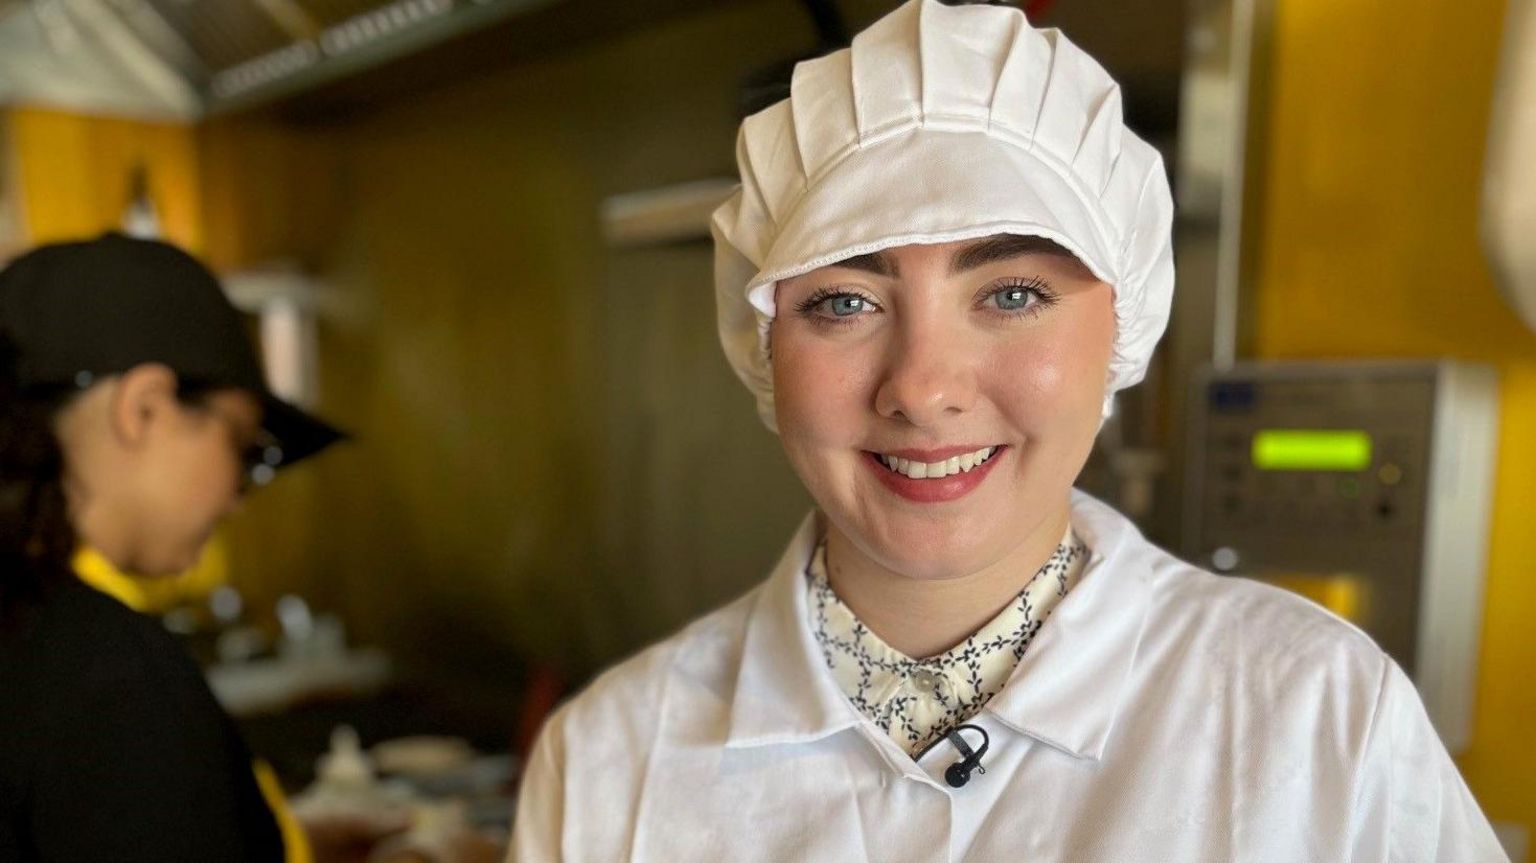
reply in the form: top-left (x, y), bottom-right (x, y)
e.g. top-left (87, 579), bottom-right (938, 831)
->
top-left (0, 0), bottom-right (563, 118)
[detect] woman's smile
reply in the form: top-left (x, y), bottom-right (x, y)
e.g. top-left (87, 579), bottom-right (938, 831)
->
top-left (862, 444), bottom-right (1008, 503)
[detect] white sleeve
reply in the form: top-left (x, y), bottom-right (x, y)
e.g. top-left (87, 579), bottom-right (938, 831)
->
top-left (1349, 660), bottom-right (1509, 862)
top-left (508, 716), bottom-right (566, 863)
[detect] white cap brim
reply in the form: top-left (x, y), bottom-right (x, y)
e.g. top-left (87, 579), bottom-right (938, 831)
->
top-left (743, 129), bottom-right (1121, 318)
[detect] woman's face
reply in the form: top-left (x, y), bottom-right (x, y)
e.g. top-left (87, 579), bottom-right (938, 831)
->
top-left (129, 388), bottom-right (263, 574)
top-left (64, 369), bottom-right (264, 576)
top-left (771, 235), bottom-right (1115, 580)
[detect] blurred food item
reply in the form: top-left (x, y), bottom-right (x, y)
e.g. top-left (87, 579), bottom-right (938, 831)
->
top-left (290, 727), bottom-right (507, 862)
top-left (206, 646), bottom-right (392, 715)
top-left (367, 801), bottom-right (504, 863)
top-left (304, 810), bottom-right (412, 863)
top-left (291, 727), bottom-right (415, 862)
top-left (372, 736), bottom-right (476, 778)
top-left (207, 597), bottom-right (392, 716)
top-left (291, 726), bottom-right (416, 828)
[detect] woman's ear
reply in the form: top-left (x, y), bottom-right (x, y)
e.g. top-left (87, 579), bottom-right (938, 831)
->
top-left (108, 363), bottom-right (181, 448)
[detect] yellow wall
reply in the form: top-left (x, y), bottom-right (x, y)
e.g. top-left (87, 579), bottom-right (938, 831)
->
top-left (1254, 0), bottom-right (1536, 840)
top-left (4, 106), bottom-right (203, 251)
top-left (196, 2), bottom-right (815, 680)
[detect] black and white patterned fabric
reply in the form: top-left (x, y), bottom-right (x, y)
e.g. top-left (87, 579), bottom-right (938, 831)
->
top-left (806, 529), bottom-right (1089, 756)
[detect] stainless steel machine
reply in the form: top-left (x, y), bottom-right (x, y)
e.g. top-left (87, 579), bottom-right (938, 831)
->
top-left (1183, 360), bottom-right (1500, 752)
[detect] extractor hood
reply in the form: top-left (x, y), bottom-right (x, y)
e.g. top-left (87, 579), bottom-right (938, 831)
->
top-left (0, 0), bottom-right (617, 119)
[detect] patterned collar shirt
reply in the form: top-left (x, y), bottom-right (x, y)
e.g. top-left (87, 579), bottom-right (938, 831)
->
top-left (806, 528), bottom-right (1089, 757)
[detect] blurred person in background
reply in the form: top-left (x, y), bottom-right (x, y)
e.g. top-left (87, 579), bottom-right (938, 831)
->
top-left (509, 1), bottom-right (1506, 860)
top-left (0, 233), bottom-right (356, 861)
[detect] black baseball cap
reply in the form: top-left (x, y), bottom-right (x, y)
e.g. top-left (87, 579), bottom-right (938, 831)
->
top-left (0, 232), bottom-right (345, 473)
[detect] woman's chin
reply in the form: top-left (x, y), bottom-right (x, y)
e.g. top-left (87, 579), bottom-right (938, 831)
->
top-left (852, 524), bottom-right (1003, 581)
top-left (843, 498), bottom-right (1069, 581)
top-left (135, 545), bottom-right (203, 578)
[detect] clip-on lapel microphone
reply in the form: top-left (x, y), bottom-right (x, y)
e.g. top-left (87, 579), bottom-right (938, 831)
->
top-left (942, 724), bottom-right (990, 788)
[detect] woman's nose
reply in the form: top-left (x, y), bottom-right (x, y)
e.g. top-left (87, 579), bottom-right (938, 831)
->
top-left (873, 318), bottom-right (978, 426)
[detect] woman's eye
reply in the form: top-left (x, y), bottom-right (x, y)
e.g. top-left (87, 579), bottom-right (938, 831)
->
top-left (981, 278), bottom-right (1060, 315)
top-left (826, 295), bottom-right (867, 316)
top-left (798, 291), bottom-right (877, 319)
top-left (991, 286), bottom-right (1036, 311)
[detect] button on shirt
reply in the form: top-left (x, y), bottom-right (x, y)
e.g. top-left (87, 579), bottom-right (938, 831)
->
top-left (806, 530), bottom-right (1088, 756)
top-left (510, 492), bottom-right (1507, 862)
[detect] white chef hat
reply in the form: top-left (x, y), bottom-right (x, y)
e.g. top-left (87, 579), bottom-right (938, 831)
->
top-left (712, 0), bottom-right (1175, 431)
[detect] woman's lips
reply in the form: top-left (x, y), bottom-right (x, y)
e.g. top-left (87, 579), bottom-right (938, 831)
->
top-left (862, 446), bottom-right (1007, 504)
top-left (878, 444), bottom-right (992, 462)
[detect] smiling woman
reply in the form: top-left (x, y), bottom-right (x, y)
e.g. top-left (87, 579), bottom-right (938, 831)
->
top-left (508, 1), bottom-right (1508, 861)
top-left (769, 236), bottom-right (1115, 656)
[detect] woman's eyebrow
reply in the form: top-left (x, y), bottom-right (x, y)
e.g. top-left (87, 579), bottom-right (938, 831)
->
top-left (949, 235), bottom-right (1074, 274)
top-left (826, 251), bottom-right (898, 277)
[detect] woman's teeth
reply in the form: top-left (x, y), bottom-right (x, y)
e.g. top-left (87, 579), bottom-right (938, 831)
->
top-left (877, 446), bottom-right (997, 479)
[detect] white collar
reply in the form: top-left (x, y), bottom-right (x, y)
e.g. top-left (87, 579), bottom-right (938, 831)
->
top-left (725, 512), bottom-right (864, 749)
top-left (724, 491), bottom-right (1155, 761)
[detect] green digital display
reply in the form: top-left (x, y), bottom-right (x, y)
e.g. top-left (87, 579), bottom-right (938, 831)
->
top-left (1251, 429), bottom-right (1372, 472)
